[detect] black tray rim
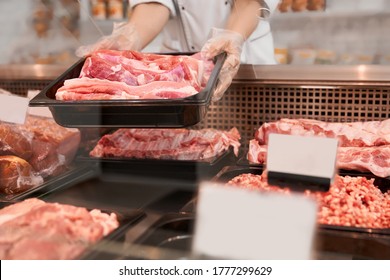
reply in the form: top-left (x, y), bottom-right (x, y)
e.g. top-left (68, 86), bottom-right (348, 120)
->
top-left (0, 162), bottom-right (98, 202)
top-left (77, 146), bottom-right (235, 167)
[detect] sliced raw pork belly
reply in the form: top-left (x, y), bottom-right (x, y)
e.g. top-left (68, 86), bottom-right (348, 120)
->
top-left (56, 77), bottom-right (198, 100)
top-left (57, 50), bottom-right (214, 101)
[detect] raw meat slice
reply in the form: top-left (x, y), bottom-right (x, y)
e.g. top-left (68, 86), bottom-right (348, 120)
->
top-left (56, 77), bottom-right (198, 100)
top-left (256, 118), bottom-right (390, 147)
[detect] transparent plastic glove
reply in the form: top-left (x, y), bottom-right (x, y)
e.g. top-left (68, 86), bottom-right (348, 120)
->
top-left (201, 28), bottom-right (244, 101)
top-left (76, 22), bottom-right (142, 57)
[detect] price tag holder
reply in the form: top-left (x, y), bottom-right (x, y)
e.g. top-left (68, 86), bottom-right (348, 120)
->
top-left (27, 90), bottom-right (52, 118)
top-left (192, 182), bottom-right (318, 260)
top-left (267, 134), bottom-right (338, 192)
top-left (0, 94), bottom-right (29, 124)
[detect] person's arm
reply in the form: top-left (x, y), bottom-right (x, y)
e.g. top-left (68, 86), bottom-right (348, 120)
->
top-left (201, 0), bottom-right (269, 101)
top-left (225, 0), bottom-right (262, 40)
top-left (76, 2), bottom-right (170, 56)
top-left (129, 3), bottom-right (170, 49)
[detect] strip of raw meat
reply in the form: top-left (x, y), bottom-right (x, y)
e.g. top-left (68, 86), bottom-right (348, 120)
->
top-left (90, 128), bottom-right (241, 160)
top-left (56, 77), bottom-right (198, 100)
top-left (81, 50), bottom-right (208, 91)
top-left (336, 146), bottom-right (390, 177)
top-left (256, 118), bottom-right (390, 147)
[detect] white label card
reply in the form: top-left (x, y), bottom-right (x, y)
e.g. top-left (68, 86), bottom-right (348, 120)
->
top-left (0, 94), bottom-right (29, 124)
top-left (267, 134), bottom-right (338, 181)
top-left (27, 90), bottom-right (53, 118)
top-left (192, 182), bottom-right (318, 260)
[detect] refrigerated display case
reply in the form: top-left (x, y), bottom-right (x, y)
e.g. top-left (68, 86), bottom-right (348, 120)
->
top-left (1, 62), bottom-right (390, 260)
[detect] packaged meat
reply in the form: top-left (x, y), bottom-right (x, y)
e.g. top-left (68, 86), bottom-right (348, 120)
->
top-left (0, 198), bottom-right (119, 260)
top-left (0, 156), bottom-right (43, 195)
top-left (0, 124), bottom-right (33, 160)
top-left (254, 118), bottom-right (390, 147)
top-left (0, 115), bottom-right (81, 195)
top-left (247, 118), bottom-right (390, 177)
top-left (23, 115), bottom-right (81, 177)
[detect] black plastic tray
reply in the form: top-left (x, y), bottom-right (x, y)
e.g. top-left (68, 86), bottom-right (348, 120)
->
top-left (131, 213), bottom-right (390, 260)
top-left (133, 213), bottom-right (195, 252)
top-left (29, 53), bottom-right (226, 128)
top-left (211, 165), bottom-right (390, 235)
top-left (78, 208), bottom-right (145, 259)
top-left (0, 163), bottom-right (97, 202)
top-left (77, 148), bottom-right (236, 182)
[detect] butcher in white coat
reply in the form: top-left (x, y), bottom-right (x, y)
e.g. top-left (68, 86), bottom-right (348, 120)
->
top-left (77, 0), bottom-right (279, 100)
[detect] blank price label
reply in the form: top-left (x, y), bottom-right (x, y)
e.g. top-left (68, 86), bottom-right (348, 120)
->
top-left (267, 134), bottom-right (338, 191)
top-left (0, 94), bottom-right (29, 124)
top-left (192, 182), bottom-right (318, 260)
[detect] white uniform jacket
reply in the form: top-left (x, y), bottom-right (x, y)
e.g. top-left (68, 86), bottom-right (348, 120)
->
top-left (130, 0), bottom-right (279, 64)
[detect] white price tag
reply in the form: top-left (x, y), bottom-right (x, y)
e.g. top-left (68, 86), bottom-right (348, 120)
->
top-left (192, 182), bottom-right (318, 260)
top-left (0, 94), bottom-right (29, 124)
top-left (27, 90), bottom-right (53, 118)
top-left (267, 134), bottom-right (338, 190)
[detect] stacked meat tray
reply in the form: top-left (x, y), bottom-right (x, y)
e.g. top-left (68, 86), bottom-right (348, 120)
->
top-left (2, 50), bottom-right (390, 260)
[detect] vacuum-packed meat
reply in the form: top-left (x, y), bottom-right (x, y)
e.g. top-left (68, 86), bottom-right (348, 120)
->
top-left (0, 123), bottom-right (33, 160)
top-left (0, 115), bottom-right (81, 194)
top-left (0, 156), bottom-right (43, 195)
top-left (23, 115), bottom-right (81, 177)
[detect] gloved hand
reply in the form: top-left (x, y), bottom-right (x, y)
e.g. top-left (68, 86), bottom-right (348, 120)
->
top-left (201, 28), bottom-right (244, 101)
top-left (76, 22), bottom-right (142, 57)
